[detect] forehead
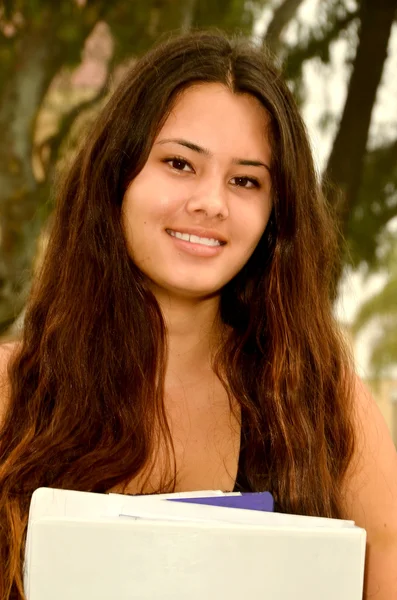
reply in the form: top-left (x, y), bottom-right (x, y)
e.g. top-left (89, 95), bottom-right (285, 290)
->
top-left (156, 83), bottom-right (271, 158)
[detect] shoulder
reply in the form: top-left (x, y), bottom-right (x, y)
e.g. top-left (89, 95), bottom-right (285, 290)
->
top-left (345, 375), bottom-right (397, 518)
top-left (343, 374), bottom-right (397, 597)
top-left (0, 341), bottom-right (18, 426)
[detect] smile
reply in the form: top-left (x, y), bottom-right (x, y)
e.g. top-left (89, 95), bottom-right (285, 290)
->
top-left (165, 229), bottom-right (224, 247)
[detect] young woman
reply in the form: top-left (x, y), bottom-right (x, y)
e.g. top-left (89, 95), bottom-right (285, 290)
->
top-left (0, 31), bottom-right (396, 600)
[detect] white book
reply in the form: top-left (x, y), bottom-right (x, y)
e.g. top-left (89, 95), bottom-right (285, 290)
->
top-left (24, 487), bottom-right (366, 600)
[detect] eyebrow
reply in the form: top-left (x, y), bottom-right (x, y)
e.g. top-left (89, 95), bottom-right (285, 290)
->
top-left (156, 138), bottom-right (271, 172)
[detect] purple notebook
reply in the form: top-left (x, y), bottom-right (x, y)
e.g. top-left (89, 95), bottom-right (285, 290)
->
top-left (168, 492), bottom-right (274, 512)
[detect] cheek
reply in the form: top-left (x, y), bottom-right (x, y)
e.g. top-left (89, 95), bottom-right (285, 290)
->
top-left (239, 204), bottom-right (271, 250)
top-left (156, 192), bottom-right (181, 217)
top-left (121, 189), bottom-right (147, 255)
top-left (123, 174), bottom-right (185, 224)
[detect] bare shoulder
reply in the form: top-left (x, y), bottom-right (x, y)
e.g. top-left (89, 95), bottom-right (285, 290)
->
top-left (0, 341), bottom-right (19, 424)
top-left (343, 374), bottom-right (397, 598)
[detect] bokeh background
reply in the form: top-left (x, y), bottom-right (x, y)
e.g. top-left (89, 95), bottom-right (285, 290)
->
top-left (0, 0), bottom-right (396, 439)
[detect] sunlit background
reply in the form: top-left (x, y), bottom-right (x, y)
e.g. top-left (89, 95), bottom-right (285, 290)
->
top-left (1, 0), bottom-right (396, 440)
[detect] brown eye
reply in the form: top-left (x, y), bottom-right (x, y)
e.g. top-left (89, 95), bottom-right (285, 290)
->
top-left (172, 159), bottom-right (187, 170)
top-left (165, 157), bottom-right (194, 172)
top-left (231, 176), bottom-right (260, 189)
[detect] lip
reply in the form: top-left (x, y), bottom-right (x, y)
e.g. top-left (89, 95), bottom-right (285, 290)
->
top-left (165, 230), bottom-right (225, 257)
top-left (165, 227), bottom-right (227, 244)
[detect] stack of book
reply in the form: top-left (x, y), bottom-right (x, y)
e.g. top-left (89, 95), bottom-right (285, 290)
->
top-left (24, 487), bottom-right (366, 599)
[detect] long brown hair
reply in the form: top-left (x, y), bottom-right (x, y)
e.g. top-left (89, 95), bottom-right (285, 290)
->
top-left (0, 30), bottom-right (354, 599)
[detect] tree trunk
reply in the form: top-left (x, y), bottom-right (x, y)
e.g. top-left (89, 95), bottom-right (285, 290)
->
top-left (324, 0), bottom-right (396, 239)
top-left (0, 28), bottom-right (63, 332)
top-left (181, 0), bottom-right (198, 32)
top-left (0, 2), bottom-right (109, 333)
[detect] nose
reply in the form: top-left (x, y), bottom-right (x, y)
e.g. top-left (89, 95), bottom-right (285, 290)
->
top-left (185, 176), bottom-right (229, 220)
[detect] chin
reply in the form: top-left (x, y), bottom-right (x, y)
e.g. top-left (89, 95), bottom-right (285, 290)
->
top-left (171, 285), bottom-right (221, 300)
top-left (151, 277), bottom-right (222, 301)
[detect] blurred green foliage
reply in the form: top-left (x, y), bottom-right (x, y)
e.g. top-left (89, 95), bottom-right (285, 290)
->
top-left (0, 0), bottom-right (396, 373)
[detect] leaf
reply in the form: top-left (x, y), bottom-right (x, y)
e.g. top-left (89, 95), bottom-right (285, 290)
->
top-left (347, 139), bottom-right (397, 269)
top-left (370, 324), bottom-right (397, 378)
top-left (352, 273), bottom-right (397, 334)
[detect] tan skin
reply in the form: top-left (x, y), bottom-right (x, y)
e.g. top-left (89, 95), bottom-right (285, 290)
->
top-left (1, 84), bottom-right (397, 597)
top-left (114, 297), bottom-right (242, 495)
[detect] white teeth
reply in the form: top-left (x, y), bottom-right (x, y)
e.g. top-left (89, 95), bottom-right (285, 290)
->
top-left (189, 234), bottom-right (220, 246)
top-left (167, 230), bottom-right (222, 247)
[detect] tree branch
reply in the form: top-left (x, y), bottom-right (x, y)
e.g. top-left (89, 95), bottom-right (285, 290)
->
top-left (284, 9), bottom-right (359, 80)
top-left (42, 72), bottom-right (112, 183)
top-left (322, 0), bottom-right (396, 281)
top-left (348, 138), bottom-right (397, 268)
top-left (263, 0), bottom-right (306, 54)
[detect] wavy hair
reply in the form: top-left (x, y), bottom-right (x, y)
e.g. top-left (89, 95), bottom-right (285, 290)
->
top-left (0, 30), bottom-right (354, 599)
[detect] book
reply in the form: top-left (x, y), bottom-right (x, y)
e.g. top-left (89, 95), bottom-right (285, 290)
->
top-left (24, 487), bottom-right (366, 600)
top-left (169, 491), bottom-right (274, 512)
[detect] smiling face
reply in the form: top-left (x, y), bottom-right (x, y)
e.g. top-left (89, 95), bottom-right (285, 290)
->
top-left (122, 82), bottom-right (273, 301)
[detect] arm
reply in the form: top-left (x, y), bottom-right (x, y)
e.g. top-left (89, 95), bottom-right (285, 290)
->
top-left (343, 376), bottom-right (397, 599)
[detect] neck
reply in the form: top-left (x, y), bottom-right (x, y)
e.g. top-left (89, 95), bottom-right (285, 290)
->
top-left (153, 289), bottom-right (223, 384)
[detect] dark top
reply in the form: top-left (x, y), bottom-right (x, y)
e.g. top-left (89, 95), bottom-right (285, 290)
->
top-left (232, 433), bottom-right (251, 493)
